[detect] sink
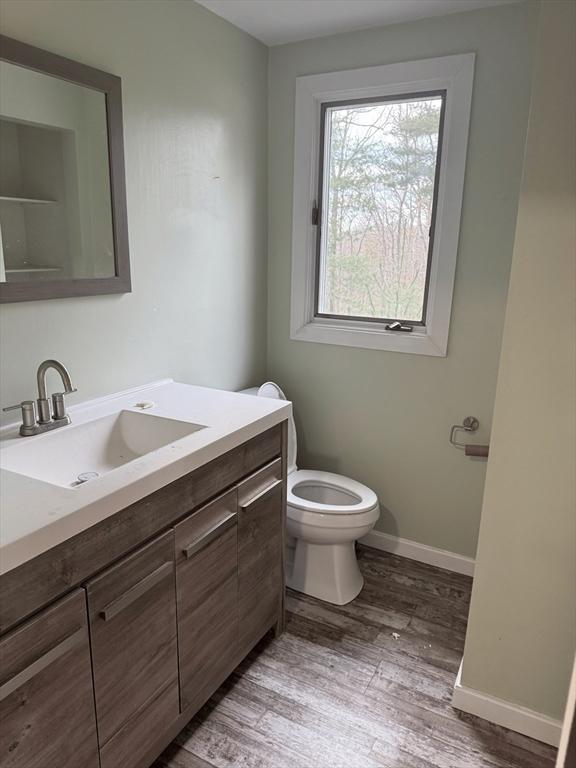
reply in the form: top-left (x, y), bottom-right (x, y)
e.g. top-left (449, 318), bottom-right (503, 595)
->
top-left (0, 410), bottom-right (206, 488)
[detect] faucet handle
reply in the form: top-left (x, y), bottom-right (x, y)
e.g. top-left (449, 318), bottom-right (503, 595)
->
top-left (3, 400), bottom-right (37, 429)
top-left (51, 389), bottom-right (76, 421)
top-left (51, 393), bottom-right (66, 420)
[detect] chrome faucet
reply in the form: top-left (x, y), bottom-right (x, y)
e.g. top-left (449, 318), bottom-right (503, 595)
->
top-left (3, 359), bottom-right (77, 436)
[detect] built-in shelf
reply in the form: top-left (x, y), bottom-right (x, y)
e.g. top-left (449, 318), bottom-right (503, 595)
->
top-left (0, 195), bottom-right (57, 205)
top-left (5, 265), bottom-right (62, 274)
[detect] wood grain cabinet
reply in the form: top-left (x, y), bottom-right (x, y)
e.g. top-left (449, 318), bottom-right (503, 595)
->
top-left (238, 458), bottom-right (284, 656)
top-left (0, 423), bottom-right (287, 768)
top-left (85, 530), bottom-right (179, 768)
top-left (0, 590), bottom-right (99, 768)
top-left (175, 488), bottom-right (239, 713)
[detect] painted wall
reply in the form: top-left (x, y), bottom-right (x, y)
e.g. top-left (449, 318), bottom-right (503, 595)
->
top-left (267, 2), bottom-right (539, 557)
top-left (461, 0), bottom-right (576, 721)
top-left (0, 0), bottom-right (268, 414)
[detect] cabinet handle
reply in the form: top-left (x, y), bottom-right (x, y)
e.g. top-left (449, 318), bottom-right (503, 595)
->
top-left (0, 626), bottom-right (85, 702)
top-left (100, 561), bottom-right (174, 621)
top-left (183, 513), bottom-right (236, 559)
top-left (240, 479), bottom-right (283, 509)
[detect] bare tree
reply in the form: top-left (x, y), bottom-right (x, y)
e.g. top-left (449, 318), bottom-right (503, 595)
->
top-left (319, 98), bottom-right (441, 322)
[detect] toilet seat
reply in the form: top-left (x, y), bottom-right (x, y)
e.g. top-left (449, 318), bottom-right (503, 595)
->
top-left (288, 469), bottom-right (378, 517)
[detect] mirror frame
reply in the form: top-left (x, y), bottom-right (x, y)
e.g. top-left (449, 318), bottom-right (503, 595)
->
top-left (0, 35), bottom-right (131, 303)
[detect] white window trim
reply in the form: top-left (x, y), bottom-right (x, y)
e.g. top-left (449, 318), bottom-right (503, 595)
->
top-left (290, 53), bottom-right (475, 357)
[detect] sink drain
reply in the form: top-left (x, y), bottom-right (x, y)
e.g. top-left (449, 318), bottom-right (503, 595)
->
top-left (72, 471), bottom-right (100, 487)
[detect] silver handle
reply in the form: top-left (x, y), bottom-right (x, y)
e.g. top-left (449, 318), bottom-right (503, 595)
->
top-left (100, 561), bottom-right (174, 621)
top-left (183, 513), bottom-right (236, 559)
top-left (240, 479), bottom-right (283, 509)
top-left (52, 390), bottom-right (77, 420)
top-left (52, 393), bottom-right (65, 420)
top-left (0, 627), bottom-right (85, 702)
top-left (3, 400), bottom-right (36, 428)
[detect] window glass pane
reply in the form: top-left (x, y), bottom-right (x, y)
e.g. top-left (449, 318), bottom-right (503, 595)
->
top-left (317, 94), bottom-right (443, 322)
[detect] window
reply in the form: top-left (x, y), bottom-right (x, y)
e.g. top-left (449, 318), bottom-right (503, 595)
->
top-left (291, 55), bottom-right (475, 356)
top-left (316, 93), bottom-right (444, 325)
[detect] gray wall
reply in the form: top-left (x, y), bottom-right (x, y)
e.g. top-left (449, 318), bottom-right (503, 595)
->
top-left (461, 0), bottom-right (576, 721)
top-left (267, 2), bottom-right (539, 557)
top-left (0, 0), bottom-right (268, 411)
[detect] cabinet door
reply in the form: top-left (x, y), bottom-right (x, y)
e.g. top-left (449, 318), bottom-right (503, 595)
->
top-left (86, 530), bottom-right (179, 768)
top-left (237, 458), bottom-right (284, 656)
top-left (0, 589), bottom-right (99, 768)
top-left (175, 488), bottom-right (238, 714)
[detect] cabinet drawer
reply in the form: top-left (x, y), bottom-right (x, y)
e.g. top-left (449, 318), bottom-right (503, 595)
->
top-left (237, 460), bottom-right (284, 655)
top-left (0, 590), bottom-right (99, 768)
top-left (86, 530), bottom-right (178, 750)
top-left (175, 488), bottom-right (238, 713)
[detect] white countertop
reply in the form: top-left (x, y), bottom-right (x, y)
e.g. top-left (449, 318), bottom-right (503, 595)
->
top-left (0, 380), bottom-right (291, 575)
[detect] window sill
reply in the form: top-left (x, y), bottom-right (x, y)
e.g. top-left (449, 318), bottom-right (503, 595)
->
top-left (290, 318), bottom-right (447, 356)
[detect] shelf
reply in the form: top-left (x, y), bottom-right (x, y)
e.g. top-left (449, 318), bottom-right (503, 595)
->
top-left (5, 265), bottom-right (62, 274)
top-left (0, 195), bottom-right (57, 205)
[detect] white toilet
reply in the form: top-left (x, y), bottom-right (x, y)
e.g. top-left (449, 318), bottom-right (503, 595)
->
top-left (256, 382), bottom-right (380, 606)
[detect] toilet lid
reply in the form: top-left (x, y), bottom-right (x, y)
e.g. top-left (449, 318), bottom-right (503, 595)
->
top-left (257, 382), bottom-right (297, 474)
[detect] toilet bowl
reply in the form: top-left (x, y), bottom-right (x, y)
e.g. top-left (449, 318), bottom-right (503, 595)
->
top-left (255, 382), bottom-right (380, 606)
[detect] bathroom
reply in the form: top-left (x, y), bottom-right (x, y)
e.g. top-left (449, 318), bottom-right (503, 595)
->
top-left (0, 0), bottom-right (574, 766)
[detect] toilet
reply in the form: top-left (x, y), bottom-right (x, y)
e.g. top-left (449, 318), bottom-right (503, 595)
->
top-left (255, 382), bottom-right (380, 606)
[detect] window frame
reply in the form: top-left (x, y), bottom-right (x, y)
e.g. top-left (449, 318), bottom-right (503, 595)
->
top-left (290, 54), bottom-right (475, 356)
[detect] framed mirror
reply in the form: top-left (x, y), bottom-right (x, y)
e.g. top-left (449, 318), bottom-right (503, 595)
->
top-left (0, 35), bottom-right (130, 303)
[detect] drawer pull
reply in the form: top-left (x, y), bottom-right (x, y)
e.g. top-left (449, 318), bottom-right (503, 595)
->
top-left (0, 626), bottom-right (85, 702)
top-left (241, 479), bottom-right (283, 509)
top-left (183, 513), bottom-right (236, 558)
top-left (100, 561), bottom-right (173, 621)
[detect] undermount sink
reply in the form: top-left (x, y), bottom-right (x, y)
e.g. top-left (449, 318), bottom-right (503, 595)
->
top-left (0, 410), bottom-right (206, 489)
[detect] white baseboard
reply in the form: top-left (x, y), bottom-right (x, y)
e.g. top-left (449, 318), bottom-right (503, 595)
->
top-left (359, 530), bottom-right (475, 577)
top-left (452, 661), bottom-right (562, 746)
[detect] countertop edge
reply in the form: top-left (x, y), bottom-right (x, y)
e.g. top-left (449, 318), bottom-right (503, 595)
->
top-left (0, 404), bottom-right (290, 576)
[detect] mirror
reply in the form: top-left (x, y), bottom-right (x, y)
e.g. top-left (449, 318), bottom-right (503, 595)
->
top-left (0, 36), bottom-right (130, 302)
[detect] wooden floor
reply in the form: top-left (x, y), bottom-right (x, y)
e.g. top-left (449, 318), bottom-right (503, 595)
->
top-left (155, 546), bottom-right (557, 768)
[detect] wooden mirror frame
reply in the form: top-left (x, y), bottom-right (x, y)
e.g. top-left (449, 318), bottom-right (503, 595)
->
top-left (0, 35), bottom-right (131, 303)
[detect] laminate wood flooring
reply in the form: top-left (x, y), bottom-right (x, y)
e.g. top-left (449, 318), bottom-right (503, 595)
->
top-left (155, 546), bottom-right (557, 768)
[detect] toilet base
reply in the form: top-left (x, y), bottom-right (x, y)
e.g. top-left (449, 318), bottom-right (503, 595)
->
top-left (287, 540), bottom-right (364, 605)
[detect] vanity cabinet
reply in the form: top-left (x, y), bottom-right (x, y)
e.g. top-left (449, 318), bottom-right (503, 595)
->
top-left (0, 422), bottom-right (287, 768)
top-left (85, 530), bottom-right (179, 768)
top-left (0, 590), bottom-right (99, 768)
